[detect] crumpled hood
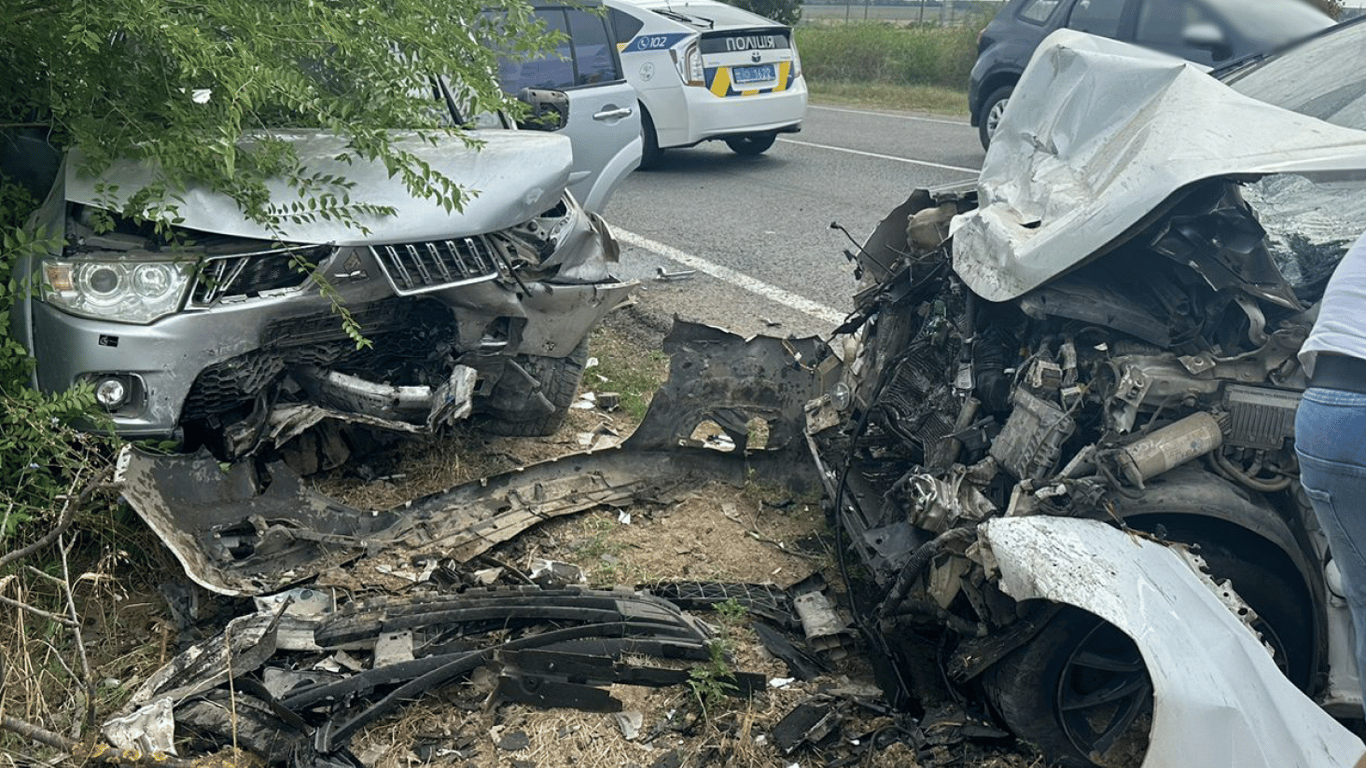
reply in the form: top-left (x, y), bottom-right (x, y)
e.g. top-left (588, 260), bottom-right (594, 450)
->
top-left (64, 129), bottom-right (572, 245)
top-left (952, 30), bottom-right (1366, 303)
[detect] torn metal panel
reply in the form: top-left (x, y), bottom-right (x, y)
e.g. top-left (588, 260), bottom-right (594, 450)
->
top-left (982, 516), bottom-right (1366, 768)
top-left (954, 30), bottom-right (1366, 303)
top-left (101, 698), bottom-right (176, 756)
top-left (625, 321), bottom-right (834, 455)
top-left (121, 443), bottom-right (770, 596)
top-left (128, 610), bottom-right (285, 709)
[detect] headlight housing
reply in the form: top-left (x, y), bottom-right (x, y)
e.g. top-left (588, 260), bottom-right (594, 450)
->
top-left (42, 258), bottom-right (194, 324)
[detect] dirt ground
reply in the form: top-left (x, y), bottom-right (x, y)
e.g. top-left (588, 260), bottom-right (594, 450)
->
top-left (301, 309), bottom-right (1049, 768)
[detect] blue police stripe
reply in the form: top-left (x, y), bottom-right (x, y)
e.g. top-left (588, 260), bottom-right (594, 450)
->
top-left (621, 32), bottom-right (690, 53)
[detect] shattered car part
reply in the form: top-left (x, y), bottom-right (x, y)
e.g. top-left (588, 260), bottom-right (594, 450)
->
top-left (983, 516), bottom-right (1365, 768)
top-left (646, 582), bottom-right (801, 631)
top-left (119, 321), bottom-right (828, 596)
top-left (111, 586), bottom-right (760, 762)
top-left (101, 698), bottom-right (176, 756)
top-left (16, 130), bottom-right (635, 459)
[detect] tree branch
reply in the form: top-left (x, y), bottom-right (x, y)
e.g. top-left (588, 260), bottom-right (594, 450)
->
top-left (0, 472), bottom-right (107, 572)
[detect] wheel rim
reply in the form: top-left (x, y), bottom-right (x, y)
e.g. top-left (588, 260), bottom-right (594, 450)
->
top-left (1055, 621), bottom-right (1153, 761)
top-left (986, 98), bottom-right (1008, 137)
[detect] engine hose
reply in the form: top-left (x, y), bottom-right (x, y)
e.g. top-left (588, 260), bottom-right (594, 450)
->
top-left (877, 527), bottom-right (976, 620)
top-left (1211, 449), bottom-right (1294, 493)
top-left (1096, 458), bottom-right (1147, 500)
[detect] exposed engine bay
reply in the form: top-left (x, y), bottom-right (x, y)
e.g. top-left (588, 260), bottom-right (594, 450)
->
top-left (804, 179), bottom-right (1350, 766)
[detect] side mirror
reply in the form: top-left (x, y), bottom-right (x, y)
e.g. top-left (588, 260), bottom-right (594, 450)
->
top-left (1183, 22), bottom-right (1232, 61)
top-left (516, 88), bottom-right (569, 132)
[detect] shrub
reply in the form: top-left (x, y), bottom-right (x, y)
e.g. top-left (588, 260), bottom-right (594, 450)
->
top-left (795, 21), bottom-right (981, 90)
top-left (0, 178), bottom-right (117, 545)
top-left (731, 0), bottom-right (802, 25)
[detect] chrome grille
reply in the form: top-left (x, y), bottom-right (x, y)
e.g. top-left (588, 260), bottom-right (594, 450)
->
top-left (370, 237), bottom-right (501, 294)
top-left (190, 244), bottom-right (325, 306)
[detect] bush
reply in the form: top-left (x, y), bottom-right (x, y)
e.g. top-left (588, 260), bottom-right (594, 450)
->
top-left (731, 0), bottom-right (802, 25)
top-left (795, 21), bottom-right (980, 89)
top-left (0, 178), bottom-right (117, 544)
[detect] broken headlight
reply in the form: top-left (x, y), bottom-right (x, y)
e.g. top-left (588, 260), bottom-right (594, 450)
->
top-left (42, 258), bottom-right (194, 324)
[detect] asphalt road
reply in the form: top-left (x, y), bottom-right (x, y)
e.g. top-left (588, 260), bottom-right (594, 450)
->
top-left (601, 103), bottom-right (985, 339)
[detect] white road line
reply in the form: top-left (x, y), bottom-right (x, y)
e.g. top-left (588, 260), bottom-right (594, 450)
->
top-left (611, 227), bottom-right (847, 326)
top-left (778, 138), bottom-right (980, 174)
top-left (810, 104), bottom-right (969, 126)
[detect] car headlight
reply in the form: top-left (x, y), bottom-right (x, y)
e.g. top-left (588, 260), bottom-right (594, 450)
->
top-left (42, 258), bottom-right (194, 324)
top-left (671, 41), bottom-right (705, 87)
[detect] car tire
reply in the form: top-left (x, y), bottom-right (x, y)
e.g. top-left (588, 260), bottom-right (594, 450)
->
top-left (978, 85), bottom-right (1013, 151)
top-left (985, 607), bottom-right (1151, 768)
top-left (725, 133), bottom-right (776, 156)
top-left (482, 339), bottom-right (589, 437)
top-left (984, 523), bottom-right (1314, 768)
top-left (639, 106), bottom-right (664, 170)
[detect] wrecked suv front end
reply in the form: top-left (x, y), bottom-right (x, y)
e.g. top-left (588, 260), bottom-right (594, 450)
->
top-left (809, 27), bottom-right (1366, 768)
top-left (16, 130), bottom-right (634, 461)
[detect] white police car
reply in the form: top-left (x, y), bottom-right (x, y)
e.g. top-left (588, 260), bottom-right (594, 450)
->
top-left (604, 0), bottom-right (808, 166)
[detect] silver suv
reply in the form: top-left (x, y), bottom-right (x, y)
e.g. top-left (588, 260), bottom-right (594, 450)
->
top-left (12, 12), bottom-right (643, 465)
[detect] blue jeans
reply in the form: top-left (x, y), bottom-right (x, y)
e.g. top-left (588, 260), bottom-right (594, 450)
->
top-left (1296, 387), bottom-right (1366, 701)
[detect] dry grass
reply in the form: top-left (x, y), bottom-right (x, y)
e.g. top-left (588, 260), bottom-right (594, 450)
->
top-left (0, 535), bottom-right (173, 764)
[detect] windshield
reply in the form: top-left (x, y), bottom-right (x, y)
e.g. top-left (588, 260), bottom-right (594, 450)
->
top-left (1222, 19), bottom-right (1366, 130)
top-left (1221, 21), bottom-right (1366, 294)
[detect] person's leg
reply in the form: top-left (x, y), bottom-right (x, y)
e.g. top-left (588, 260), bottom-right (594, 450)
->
top-left (1296, 387), bottom-right (1366, 699)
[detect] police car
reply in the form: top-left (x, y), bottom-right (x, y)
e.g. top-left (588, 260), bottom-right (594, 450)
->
top-left (604, 0), bottom-right (808, 166)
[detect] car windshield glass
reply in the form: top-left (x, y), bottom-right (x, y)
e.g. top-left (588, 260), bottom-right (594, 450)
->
top-left (1200, 0), bottom-right (1333, 48)
top-left (1223, 20), bottom-right (1366, 130)
top-left (1223, 22), bottom-right (1366, 293)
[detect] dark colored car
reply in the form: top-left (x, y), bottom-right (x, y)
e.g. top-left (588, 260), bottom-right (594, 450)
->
top-left (968, 0), bottom-right (1334, 149)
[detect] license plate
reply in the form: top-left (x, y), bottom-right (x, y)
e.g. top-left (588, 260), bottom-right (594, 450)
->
top-left (731, 64), bottom-right (775, 85)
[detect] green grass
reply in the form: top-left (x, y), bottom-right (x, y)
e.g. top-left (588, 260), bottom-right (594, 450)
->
top-left (587, 326), bottom-right (669, 422)
top-left (795, 21), bottom-right (982, 90)
top-left (808, 80), bottom-right (968, 117)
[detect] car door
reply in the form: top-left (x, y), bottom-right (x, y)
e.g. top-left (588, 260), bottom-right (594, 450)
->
top-left (497, 4), bottom-right (642, 214)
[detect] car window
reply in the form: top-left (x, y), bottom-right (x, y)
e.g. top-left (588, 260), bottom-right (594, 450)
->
top-left (1066, 0), bottom-right (1126, 36)
top-left (498, 9), bottom-right (575, 91)
top-left (1017, 0), bottom-right (1063, 24)
top-left (1134, 0), bottom-right (1216, 63)
top-left (498, 8), bottom-right (623, 91)
top-left (566, 8), bottom-right (621, 85)
top-left (1200, 0), bottom-right (1334, 50)
top-left (609, 8), bottom-right (644, 43)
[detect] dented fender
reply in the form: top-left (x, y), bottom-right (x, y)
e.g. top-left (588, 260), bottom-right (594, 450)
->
top-left (982, 516), bottom-right (1365, 768)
